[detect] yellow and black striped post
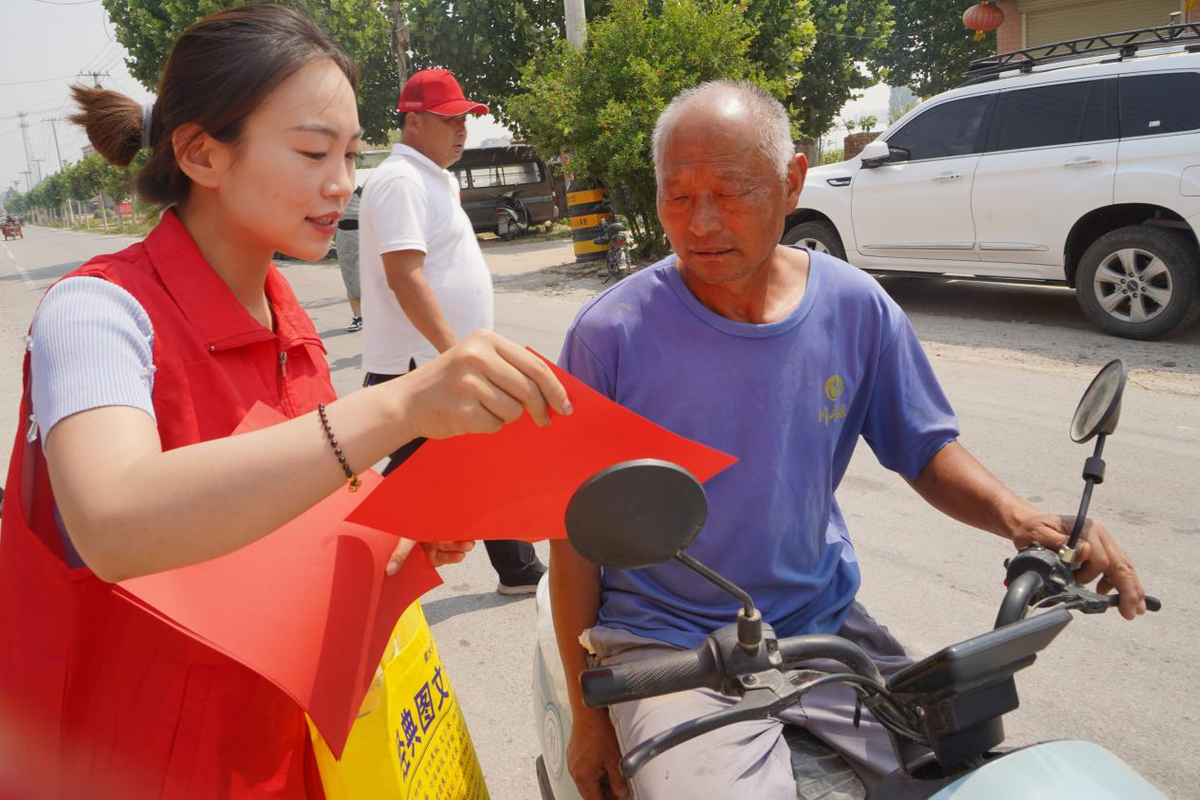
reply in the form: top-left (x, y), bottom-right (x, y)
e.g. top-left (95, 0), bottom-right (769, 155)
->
top-left (566, 179), bottom-right (610, 263)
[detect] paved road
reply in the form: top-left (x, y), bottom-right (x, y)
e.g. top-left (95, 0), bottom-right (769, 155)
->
top-left (2, 226), bottom-right (1198, 798)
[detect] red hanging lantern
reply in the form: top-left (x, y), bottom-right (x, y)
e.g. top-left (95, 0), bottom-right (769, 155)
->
top-left (963, 1), bottom-right (1005, 41)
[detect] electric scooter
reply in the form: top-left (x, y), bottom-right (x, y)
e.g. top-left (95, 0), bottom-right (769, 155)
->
top-left (533, 359), bottom-right (1165, 799)
top-left (495, 189), bottom-right (532, 241)
top-left (591, 200), bottom-right (632, 284)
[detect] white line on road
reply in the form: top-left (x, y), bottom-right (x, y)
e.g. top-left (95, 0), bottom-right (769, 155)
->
top-left (0, 242), bottom-right (33, 287)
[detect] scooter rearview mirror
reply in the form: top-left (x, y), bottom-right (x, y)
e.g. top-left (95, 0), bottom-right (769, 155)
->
top-left (565, 459), bottom-right (707, 569)
top-left (1063, 359), bottom-right (1126, 562)
top-left (1070, 359), bottom-right (1126, 444)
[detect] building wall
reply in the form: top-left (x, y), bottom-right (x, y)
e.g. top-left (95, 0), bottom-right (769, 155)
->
top-left (996, 0), bottom-right (1022, 52)
top-left (994, 0), bottom-right (1196, 52)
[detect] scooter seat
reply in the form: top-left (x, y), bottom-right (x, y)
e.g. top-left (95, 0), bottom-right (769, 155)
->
top-left (784, 725), bottom-right (866, 800)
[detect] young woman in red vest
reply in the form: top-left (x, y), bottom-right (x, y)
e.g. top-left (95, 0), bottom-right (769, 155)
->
top-left (0, 6), bottom-right (570, 798)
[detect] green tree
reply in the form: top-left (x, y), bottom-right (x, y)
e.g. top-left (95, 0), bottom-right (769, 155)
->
top-left (403, 0), bottom-right (612, 127)
top-left (508, 0), bottom-right (774, 256)
top-left (7, 192), bottom-right (29, 215)
top-left (100, 0), bottom-right (399, 141)
top-left (68, 155), bottom-right (107, 208)
top-left (876, 0), bottom-right (995, 97)
top-left (743, 0), bottom-right (816, 89)
top-left (98, 156), bottom-right (137, 203)
top-left (27, 184), bottom-right (49, 218)
top-left (41, 172), bottom-right (70, 218)
top-left (781, 0), bottom-right (892, 143)
top-left (64, 154), bottom-right (111, 226)
top-left (322, 0), bottom-right (400, 139)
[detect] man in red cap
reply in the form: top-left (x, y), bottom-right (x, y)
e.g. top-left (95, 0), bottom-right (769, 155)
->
top-left (358, 68), bottom-right (548, 594)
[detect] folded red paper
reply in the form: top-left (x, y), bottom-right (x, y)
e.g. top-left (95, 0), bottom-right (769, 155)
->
top-left (346, 355), bottom-right (738, 542)
top-left (117, 402), bottom-right (442, 757)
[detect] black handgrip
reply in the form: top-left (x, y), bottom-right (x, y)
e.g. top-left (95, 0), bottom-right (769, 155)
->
top-left (1109, 594), bottom-right (1162, 612)
top-left (580, 642), bottom-right (721, 708)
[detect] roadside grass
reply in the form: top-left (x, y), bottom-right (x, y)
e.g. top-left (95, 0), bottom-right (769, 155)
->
top-left (477, 221), bottom-right (574, 245)
top-left (35, 216), bottom-right (159, 237)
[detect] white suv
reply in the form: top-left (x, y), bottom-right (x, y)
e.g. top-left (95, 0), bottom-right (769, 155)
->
top-left (786, 26), bottom-right (1200, 340)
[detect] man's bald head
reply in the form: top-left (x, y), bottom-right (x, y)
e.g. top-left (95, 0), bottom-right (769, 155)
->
top-left (652, 81), bottom-right (793, 180)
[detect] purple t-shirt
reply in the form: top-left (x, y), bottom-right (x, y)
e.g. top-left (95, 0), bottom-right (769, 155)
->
top-left (559, 250), bottom-right (959, 649)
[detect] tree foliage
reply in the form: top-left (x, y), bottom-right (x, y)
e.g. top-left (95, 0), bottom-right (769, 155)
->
top-left (6, 153), bottom-right (143, 220)
top-left (507, 0), bottom-right (775, 256)
top-left (100, 0), bottom-right (398, 141)
top-left (876, 0), bottom-right (995, 97)
top-left (743, 0), bottom-right (816, 91)
top-left (403, 0), bottom-right (611, 127)
top-left (68, 155), bottom-right (109, 204)
top-left (785, 0), bottom-right (892, 140)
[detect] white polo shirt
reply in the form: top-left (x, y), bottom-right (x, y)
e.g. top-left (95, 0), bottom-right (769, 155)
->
top-left (359, 143), bottom-right (493, 374)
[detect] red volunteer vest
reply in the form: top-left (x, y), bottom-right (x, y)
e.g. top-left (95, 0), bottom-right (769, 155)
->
top-left (0, 211), bottom-right (334, 799)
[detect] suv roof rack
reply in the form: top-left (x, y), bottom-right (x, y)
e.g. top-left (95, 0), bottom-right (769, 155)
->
top-left (963, 22), bottom-right (1200, 82)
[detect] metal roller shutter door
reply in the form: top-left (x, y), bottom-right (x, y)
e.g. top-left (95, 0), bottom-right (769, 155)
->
top-left (1020, 0), bottom-right (1181, 48)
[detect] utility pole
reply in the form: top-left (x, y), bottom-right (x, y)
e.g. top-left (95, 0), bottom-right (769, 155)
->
top-left (45, 118), bottom-right (75, 226)
top-left (99, 188), bottom-right (112, 230)
top-left (20, 171), bottom-right (32, 193)
top-left (30, 159), bottom-right (48, 222)
top-left (78, 70), bottom-right (110, 88)
top-left (18, 112), bottom-right (34, 194)
top-left (562, 0), bottom-right (602, 266)
top-left (390, 1), bottom-right (410, 87)
top-left (564, 0), bottom-right (587, 49)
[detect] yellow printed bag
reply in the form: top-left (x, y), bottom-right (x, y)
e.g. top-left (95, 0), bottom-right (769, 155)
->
top-left (308, 602), bottom-right (489, 799)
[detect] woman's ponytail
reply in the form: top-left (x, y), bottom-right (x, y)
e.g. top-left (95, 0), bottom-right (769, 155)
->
top-left (68, 85), bottom-right (146, 168)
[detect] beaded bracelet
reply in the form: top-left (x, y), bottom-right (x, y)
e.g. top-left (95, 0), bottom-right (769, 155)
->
top-left (317, 403), bottom-right (362, 492)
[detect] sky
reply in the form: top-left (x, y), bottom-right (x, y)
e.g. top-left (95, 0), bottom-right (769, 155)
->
top-left (0, 0), bottom-right (509, 197)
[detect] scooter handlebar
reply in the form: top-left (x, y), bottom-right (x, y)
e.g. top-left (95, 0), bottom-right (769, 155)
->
top-left (775, 634), bottom-right (885, 683)
top-left (1108, 593), bottom-right (1162, 612)
top-left (580, 641), bottom-right (722, 708)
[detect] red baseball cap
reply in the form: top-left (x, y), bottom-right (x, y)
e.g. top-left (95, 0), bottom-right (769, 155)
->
top-left (397, 69), bottom-right (489, 116)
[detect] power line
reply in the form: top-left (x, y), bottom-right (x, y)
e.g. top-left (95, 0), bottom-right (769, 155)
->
top-left (79, 40), bottom-right (116, 73)
top-left (31, 0), bottom-right (99, 5)
top-left (34, 124), bottom-right (53, 165)
top-left (0, 9), bottom-right (90, 38)
top-left (96, 56), bottom-right (125, 76)
top-left (99, 4), bottom-right (113, 41)
top-left (36, 106), bottom-right (74, 123)
top-left (0, 104), bottom-right (64, 122)
top-left (0, 75), bottom-right (77, 87)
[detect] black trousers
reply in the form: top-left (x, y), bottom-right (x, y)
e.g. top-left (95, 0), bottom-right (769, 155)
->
top-left (364, 365), bottom-right (543, 582)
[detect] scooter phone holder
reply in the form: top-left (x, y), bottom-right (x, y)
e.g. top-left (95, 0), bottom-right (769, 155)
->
top-left (888, 608), bottom-right (1072, 768)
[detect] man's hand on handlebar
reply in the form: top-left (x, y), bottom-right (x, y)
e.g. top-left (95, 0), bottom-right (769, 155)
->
top-left (567, 706), bottom-right (630, 800)
top-left (1011, 513), bottom-right (1146, 620)
top-left (907, 443), bottom-right (1146, 622)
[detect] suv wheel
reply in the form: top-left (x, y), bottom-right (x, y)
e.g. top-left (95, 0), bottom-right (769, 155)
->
top-left (1075, 225), bottom-right (1200, 340)
top-left (782, 220), bottom-right (846, 260)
